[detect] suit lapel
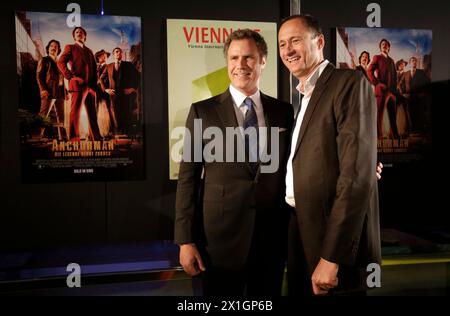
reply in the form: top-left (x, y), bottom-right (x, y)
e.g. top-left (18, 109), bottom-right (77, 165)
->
top-left (260, 92), bottom-right (274, 129)
top-left (292, 63), bottom-right (335, 159)
top-left (215, 89), bottom-right (259, 176)
top-left (260, 92), bottom-right (274, 157)
top-left (253, 93), bottom-right (276, 178)
top-left (215, 89), bottom-right (239, 128)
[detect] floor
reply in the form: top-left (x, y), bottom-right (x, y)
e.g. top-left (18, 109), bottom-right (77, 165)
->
top-left (1, 229), bottom-right (450, 296)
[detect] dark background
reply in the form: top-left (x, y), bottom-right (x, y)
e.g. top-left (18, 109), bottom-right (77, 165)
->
top-left (0, 0), bottom-right (448, 252)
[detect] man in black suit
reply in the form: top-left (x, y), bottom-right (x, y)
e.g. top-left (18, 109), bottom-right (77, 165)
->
top-left (174, 29), bottom-right (294, 296)
top-left (278, 14), bottom-right (380, 296)
top-left (402, 56), bottom-right (431, 134)
top-left (100, 47), bottom-right (139, 136)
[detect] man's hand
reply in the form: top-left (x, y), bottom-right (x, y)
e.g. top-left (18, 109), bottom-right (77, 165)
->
top-left (40, 90), bottom-right (49, 98)
top-left (179, 243), bottom-right (205, 276)
top-left (311, 258), bottom-right (339, 295)
top-left (377, 83), bottom-right (387, 92)
top-left (376, 162), bottom-right (383, 180)
top-left (123, 88), bottom-right (136, 95)
top-left (72, 77), bottom-right (84, 85)
top-left (105, 88), bottom-right (116, 96)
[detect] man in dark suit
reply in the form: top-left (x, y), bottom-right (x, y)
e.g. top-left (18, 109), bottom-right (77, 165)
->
top-left (368, 38), bottom-right (399, 139)
top-left (355, 51), bottom-right (370, 80)
top-left (95, 49), bottom-right (117, 137)
top-left (36, 39), bottom-right (65, 139)
top-left (402, 56), bottom-right (431, 134)
top-left (395, 59), bottom-right (411, 136)
top-left (174, 29), bottom-right (294, 296)
top-left (278, 14), bottom-right (380, 296)
top-left (100, 47), bottom-right (139, 136)
top-left (58, 27), bottom-right (101, 141)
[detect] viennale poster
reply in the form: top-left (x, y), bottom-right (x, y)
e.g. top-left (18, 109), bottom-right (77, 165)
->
top-left (167, 19), bottom-right (278, 179)
top-left (15, 11), bottom-right (144, 182)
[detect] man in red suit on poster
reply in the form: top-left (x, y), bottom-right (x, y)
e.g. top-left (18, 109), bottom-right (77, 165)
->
top-left (58, 27), bottom-right (102, 141)
top-left (367, 38), bottom-right (399, 139)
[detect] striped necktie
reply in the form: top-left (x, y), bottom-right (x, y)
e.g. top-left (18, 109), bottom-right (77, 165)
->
top-left (243, 97), bottom-right (259, 164)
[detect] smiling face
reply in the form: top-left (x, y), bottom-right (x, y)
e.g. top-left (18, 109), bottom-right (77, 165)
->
top-left (226, 38), bottom-right (266, 96)
top-left (278, 18), bottom-right (324, 81)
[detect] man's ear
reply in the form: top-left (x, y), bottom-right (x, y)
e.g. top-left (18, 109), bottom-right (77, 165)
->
top-left (317, 34), bottom-right (325, 50)
top-left (260, 56), bottom-right (267, 69)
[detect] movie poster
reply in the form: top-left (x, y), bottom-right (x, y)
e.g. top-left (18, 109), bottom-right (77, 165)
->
top-left (167, 19), bottom-right (278, 179)
top-left (15, 11), bottom-right (144, 182)
top-left (336, 27), bottom-right (432, 162)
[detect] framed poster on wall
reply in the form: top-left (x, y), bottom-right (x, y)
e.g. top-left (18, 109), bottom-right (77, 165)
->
top-left (15, 11), bottom-right (144, 182)
top-left (167, 19), bottom-right (278, 180)
top-left (336, 27), bottom-right (432, 163)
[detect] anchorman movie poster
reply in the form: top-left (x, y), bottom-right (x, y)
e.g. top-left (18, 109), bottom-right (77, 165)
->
top-left (15, 11), bottom-right (144, 182)
top-left (167, 19), bottom-right (278, 180)
top-left (336, 27), bottom-right (432, 163)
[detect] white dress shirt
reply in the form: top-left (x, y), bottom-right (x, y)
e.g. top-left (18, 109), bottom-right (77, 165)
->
top-left (285, 60), bottom-right (329, 207)
top-left (229, 84), bottom-right (265, 127)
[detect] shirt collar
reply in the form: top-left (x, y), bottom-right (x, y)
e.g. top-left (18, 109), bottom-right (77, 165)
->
top-left (229, 84), bottom-right (261, 109)
top-left (296, 59), bottom-right (329, 96)
top-left (75, 42), bottom-right (84, 48)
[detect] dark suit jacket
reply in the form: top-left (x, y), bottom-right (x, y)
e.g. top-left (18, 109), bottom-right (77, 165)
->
top-left (58, 43), bottom-right (97, 92)
top-left (36, 56), bottom-right (64, 99)
top-left (367, 54), bottom-right (397, 96)
top-left (100, 61), bottom-right (139, 92)
top-left (174, 89), bottom-right (293, 270)
top-left (291, 64), bottom-right (381, 274)
top-left (402, 69), bottom-right (430, 94)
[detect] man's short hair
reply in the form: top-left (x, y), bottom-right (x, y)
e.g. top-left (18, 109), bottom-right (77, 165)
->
top-left (379, 38), bottom-right (391, 48)
top-left (45, 39), bottom-right (61, 56)
top-left (279, 14), bottom-right (323, 39)
top-left (72, 26), bottom-right (87, 39)
top-left (223, 29), bottom-right (268, 58)
top-left (409, 56), bottom-right (417, 62)
top-left (112, 47), bottom-right (123, 53)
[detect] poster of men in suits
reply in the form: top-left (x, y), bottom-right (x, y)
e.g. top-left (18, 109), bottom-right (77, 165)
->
top-left (15, 11), bottom-right (144, 182)
top-left (336, 27), bottom-right (432, 162)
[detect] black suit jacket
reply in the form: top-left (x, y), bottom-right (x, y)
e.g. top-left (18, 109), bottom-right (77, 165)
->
top-left (403, 69), bottom-right (430, 94)
top-left (36, 56), bottom-right (64, 99)
top-left (174, 89), bottom-right (293, 270)
top-left (290, 64), bottom-right (381, 274)
top-left (100, 61), bottom-right (139, 92)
